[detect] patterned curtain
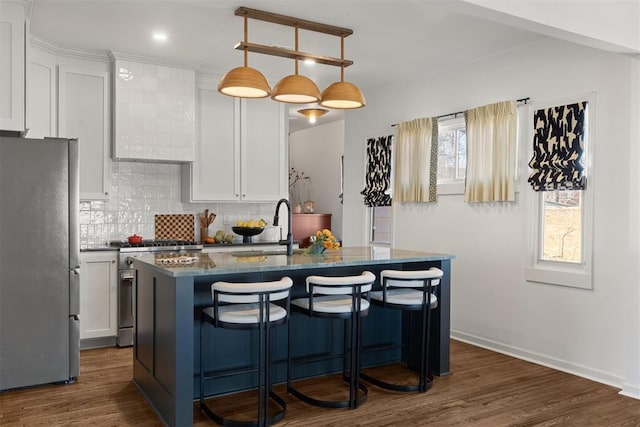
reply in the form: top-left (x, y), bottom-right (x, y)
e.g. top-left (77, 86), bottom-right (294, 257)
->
top-left (361, 135), bottom-right (393, 207)
top-left (528, 102), bottom-right (586, 191)
top-left (464, 100), bottom-right (517, 203)
top-left (393, 118), bottom-right (438, 203)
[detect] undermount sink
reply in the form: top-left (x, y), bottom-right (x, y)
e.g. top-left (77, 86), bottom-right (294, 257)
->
top-left (231, 249), bottom-right (305, 257)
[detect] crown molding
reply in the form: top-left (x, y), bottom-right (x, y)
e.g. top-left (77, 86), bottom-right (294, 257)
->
top-left (108, 51), bottom-right (199, 70)
top-left (30, 37), bottom-right (111, 63)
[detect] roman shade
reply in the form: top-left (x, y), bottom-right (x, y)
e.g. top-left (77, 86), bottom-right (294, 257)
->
top-left (361, 135), bottom-right (393, 207)
top-left (528, 102), bottom-right (587, 191)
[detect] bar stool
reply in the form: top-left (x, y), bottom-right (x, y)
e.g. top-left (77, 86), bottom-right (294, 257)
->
top-left (287, 271), bottom-right (375, 409)
top-left (199, 277), bottom-right (293, 426)
top-left (361, 267), bottom-right (442, 393)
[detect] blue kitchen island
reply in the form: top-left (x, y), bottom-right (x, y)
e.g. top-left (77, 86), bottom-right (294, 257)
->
top-left (131, 247), bottom-right (454, 427)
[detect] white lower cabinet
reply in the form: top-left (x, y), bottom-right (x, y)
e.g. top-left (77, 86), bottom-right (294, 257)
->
top-left (79, 251), bottom-right (117, 344)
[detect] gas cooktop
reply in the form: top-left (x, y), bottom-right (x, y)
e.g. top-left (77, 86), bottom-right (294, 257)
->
top-left (110, 239), bottom-right (202, 252)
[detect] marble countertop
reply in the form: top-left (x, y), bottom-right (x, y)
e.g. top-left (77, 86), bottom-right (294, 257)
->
top-left (130, 246), bottom-right (455, 278)
top-left (80, 240), bottom-right (295, 252)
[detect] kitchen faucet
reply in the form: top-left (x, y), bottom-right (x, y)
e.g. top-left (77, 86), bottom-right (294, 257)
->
top-left (273, 198), bottom-right (293, 256)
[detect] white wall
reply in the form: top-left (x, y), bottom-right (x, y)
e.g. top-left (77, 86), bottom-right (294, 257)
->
top-left (458, 0), bottom-right (640, 54)
top-left (289, 120), bottom-right (345, 239)
top-left (343, 36), bottom-right (639, 389)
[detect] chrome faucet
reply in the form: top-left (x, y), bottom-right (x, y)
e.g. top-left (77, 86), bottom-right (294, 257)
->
top-left (273, 198), bottom-right (293, 256)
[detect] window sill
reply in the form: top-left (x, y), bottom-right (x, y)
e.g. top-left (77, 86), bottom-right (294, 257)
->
top-left (525, 266), bottom-right (592, 290)
top-left (437, 182), bottom-right (465, 195)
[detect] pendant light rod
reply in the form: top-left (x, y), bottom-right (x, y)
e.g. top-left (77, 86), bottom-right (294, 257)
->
top-left (235, 6), bottom-right (352, 37)
top-left (294, 25), bottom-right (299, 75)
top-left (243, 14), bottom-right (248, 67)
top-left (234, 42), bottom-right (353, 68)
top-left (340, 35), bottom-right (345, 82)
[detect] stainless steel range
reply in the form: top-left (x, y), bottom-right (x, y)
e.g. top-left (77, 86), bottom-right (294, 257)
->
top-left (110, 239), bottom-right (203, 347)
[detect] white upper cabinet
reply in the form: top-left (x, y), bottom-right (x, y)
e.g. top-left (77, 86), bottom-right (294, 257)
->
top-left (0, 1), bottom-right (27, 132)
top-left (183, 79), bottom-right (287, 203)
top-left (183, 84), bottom-right (239, 201)
top-left (240, 99), bottom-right (287, 201)
top-left (112, 56), bottom-right (196, 163)
top-left (58, 66), bottom-right (111, 200)
top-left (28, 46), bottom-right (57, 138)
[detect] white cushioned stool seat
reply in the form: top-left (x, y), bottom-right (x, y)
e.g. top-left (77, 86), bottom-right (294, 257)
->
top-left (370, 289), bottom-right (438, 308)
top-left (292, 295), bottom-right (371, 314)
top-left (202, 303), bottom-right (287, 324)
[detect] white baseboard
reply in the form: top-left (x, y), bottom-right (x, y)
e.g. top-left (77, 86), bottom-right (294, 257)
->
top-left (451, 330), bottom-right (625, 391)
top-left (620, 383), bottom-right (640, 399)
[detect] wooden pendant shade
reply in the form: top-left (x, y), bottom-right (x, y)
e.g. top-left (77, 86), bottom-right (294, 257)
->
top-left (271, 25), bottom-right (321, 104)
top-left (218, 14), bottom-right (271, 98)
top-left (219, 7), bottom-right (365, 108)
top-left (320, 35), bottom-right (365, 109)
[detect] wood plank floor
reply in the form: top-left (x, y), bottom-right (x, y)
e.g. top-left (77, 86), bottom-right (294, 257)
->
top-left (2, 340), bottom-right (640, 426)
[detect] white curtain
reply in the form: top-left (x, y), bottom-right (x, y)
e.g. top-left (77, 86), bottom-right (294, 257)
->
top-left (464, 100), bottom-right (517, 202)
top-left (393, 117), bottom-right (438, 203)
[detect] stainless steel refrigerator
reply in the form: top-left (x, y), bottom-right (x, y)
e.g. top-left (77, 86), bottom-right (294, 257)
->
top-left (0, 134), bottom-right (80, 390)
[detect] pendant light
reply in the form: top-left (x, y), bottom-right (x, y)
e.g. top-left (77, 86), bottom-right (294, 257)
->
top-left (298, 108), bottom-right (328, 123)
top-left (320, 35), bottom-right (366, 109)
top-left (218, 14), bottom-right (271, 98)
top-left (271, 25), bottom-right (321, 104)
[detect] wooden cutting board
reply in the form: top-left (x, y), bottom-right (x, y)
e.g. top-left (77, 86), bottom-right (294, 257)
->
top-left (154, 214), bottom-right (195, 241)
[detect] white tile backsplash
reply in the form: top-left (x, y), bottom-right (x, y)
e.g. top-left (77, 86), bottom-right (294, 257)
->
top-left (113, 59), bottom-right (196, 162)
top-left (80, 161), bottom-right (278, 245)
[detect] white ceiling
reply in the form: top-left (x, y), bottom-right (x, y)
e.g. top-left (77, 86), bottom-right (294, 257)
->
top-left (29, 0), bottom-right (544, 131)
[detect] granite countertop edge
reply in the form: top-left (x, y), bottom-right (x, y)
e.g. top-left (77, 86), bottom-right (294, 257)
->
top-left (131, 247), bottom-right (455, 278)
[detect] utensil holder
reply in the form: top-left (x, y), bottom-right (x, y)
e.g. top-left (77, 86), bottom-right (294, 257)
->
top-left (200, 227), bottom-right (209, 243)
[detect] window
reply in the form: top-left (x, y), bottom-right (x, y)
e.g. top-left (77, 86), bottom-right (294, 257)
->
top-left (525, 95), bottom-right (594, 289)
top-left (371, 205), bottom-right (392, 244)
top-left (437, 117), bottom-right (466, 194)
top-left (541, 190), bottom-right (583, 263)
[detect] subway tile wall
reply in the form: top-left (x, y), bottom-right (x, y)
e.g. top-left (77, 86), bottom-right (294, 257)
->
top-left (80, 161), bottom-right (277, 245)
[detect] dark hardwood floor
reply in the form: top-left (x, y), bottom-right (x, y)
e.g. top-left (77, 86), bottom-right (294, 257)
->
top-left (2, 340), bottom-right (640, 426)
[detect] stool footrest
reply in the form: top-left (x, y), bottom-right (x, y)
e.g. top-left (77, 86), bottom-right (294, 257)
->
top-left (200, 390), bottom-right (286, 427)
top-left (287, 381), bottom-right (368, 409)
top-left (361, 371), bottom-right (433, 393)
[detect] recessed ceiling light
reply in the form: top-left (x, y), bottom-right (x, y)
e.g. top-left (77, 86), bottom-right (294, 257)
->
top-left (153, 32), bottom-right (168, 42)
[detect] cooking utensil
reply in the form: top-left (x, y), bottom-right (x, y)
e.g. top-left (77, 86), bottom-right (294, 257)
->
top-left (128, 234), bottom-right (143, 244)
top-left (200, 210), bottom-right (216, 228)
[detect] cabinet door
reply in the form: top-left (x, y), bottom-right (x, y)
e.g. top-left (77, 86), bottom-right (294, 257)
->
top-left (28, 46), bottom-right (57, 138)
top-left (58, 67), bottom-right (111, 200)
top-left (241, 99), bottom-right (287, 201)
top-left (79, 252), bottom-right (118, 340)
top-left (183, 87), bottom-right (240, 202)
top-left (0, 2), bottom-right (26, 131)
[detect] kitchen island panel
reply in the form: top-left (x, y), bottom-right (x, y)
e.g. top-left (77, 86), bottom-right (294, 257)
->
top-left (131, 248), bottom-right (453, 427)
top-left (133, 269), bottom-right (194, 427)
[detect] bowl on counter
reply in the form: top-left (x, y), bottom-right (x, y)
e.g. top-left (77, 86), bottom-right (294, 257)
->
top-left (231, 226), bottom-right (264, 243)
